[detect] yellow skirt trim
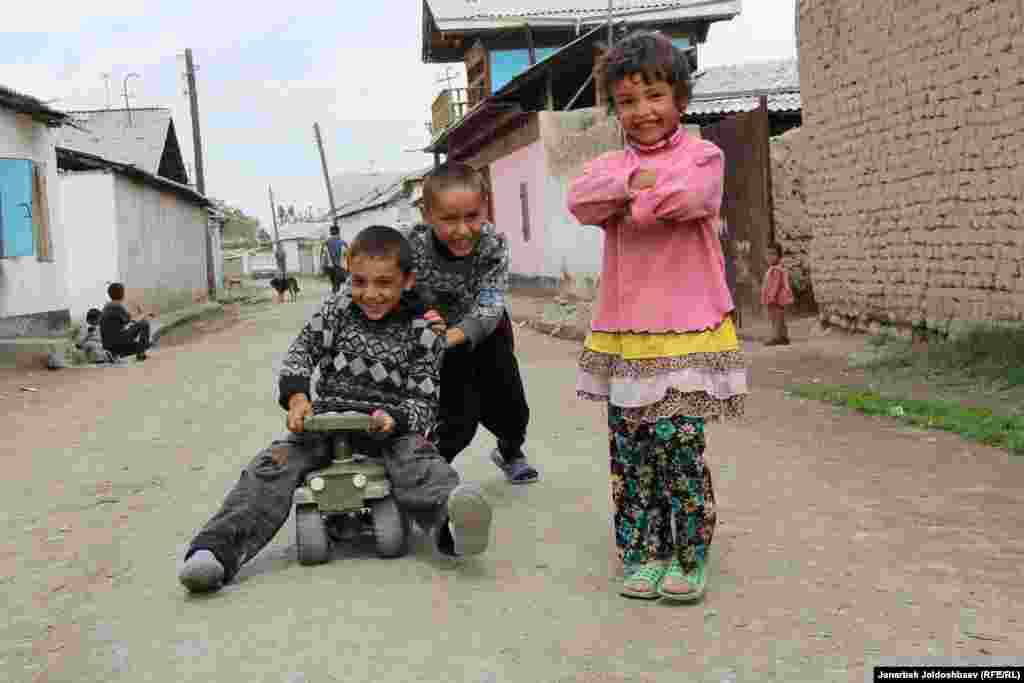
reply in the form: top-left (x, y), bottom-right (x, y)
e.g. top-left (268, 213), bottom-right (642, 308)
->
top-left (584, 317), bottom-right (739, 360)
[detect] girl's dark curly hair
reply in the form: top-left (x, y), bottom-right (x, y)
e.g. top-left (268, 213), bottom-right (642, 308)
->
top-left (598, 31), bottom-right (693, 114)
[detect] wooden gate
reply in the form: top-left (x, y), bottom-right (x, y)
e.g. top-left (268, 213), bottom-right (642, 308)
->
top-left (701, 99), bottom-right (775, 321)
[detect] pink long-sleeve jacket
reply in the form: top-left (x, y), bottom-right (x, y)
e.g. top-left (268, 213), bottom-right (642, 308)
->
top-left (567, 126), bottom-right (734, 333)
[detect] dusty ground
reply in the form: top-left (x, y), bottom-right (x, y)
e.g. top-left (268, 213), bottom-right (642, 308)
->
top-left (3, 282), bottom-right (1023, 683)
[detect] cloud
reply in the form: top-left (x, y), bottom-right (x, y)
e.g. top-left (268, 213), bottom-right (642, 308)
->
top-left (702, 0), bottom-right (797, 66)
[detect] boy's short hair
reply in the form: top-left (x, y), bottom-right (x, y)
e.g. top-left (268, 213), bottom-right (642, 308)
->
top-left (421, 163), bottom-right (489, 213)
top-left (348, 225), bottom-right (413, 273)
top-left (107, 282), bottom-right (125, 301)
top-left (86, 308), bottom-right (102, 325)
top-left (599, 30), bottom-right (693, 113)
top-left (329, 224), bottom-right (339, 235)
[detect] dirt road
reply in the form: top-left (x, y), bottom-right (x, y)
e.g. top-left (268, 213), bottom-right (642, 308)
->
top-left (4, 283), bottom-right (1022, 683)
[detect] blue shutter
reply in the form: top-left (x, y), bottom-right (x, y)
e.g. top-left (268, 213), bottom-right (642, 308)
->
top-left (0, 159), bottom-right (35, 258)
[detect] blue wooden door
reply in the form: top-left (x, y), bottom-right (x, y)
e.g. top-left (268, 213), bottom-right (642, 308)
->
top-left (0, 158), bottom-right (35, 258)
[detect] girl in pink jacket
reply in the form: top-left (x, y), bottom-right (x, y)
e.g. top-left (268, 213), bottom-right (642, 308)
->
top-left (761, 243), bottom-right (795, 345)
top-left (567, 31), bottom-right (747, 603)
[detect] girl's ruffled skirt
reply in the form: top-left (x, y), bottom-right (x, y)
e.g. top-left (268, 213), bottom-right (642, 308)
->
top-left (577, 316), bottom-right (747, 424)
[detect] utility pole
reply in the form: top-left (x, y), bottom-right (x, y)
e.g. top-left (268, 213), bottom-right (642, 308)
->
top-left (184, 50), bottom-right (206, 195)
top-left (269, 186), bottom-right (281, 249)
top-left (122, 73), bottom-right (140, 126)
top-left (184, 48), bottom-right (215, 297)
top-left (102, 73), bottom-right (112, 109)
top-left (269, 186), bottom-right (280, 243)
top-left (313, 122), bottom-right (338, 225)
top-left (607, 0), bottom-right (615, 48)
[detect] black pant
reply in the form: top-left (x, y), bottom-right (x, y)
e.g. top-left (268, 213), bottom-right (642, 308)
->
top-left (327, 266), bottom-right (346, 294)
top-left (187, 431), bottom-right (458, 581)
top-left (106, 320), bottom-right (150, 357)
top-left (436, 313), bottom-right (530, 463)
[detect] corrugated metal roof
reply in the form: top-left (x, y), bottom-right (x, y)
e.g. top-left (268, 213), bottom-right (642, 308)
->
top-left (276, 221), bottom-right (333, 241)
top-left (59, 108), bottom-right (174, 177)
top-left (688, 92), bottom-right (801, 115)
top-left (330, 172), bottom-right (408, 210)
top-left (0, 84), bottom-right (69, 125)
top-left (429, 0), bottom-right (740, 20)
top-left (692, 58), bottom-right (797, 97)
top-left (55, 147), bottom-right (210, 207)
top-left (332, 166), bottom-right (434, 218)
top-left (687, 58), bottom-right (800, 115)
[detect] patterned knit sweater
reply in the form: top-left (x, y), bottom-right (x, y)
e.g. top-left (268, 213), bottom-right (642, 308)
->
top-left (407, 223), bottom-right (509, 349)
top-left (278, 291), bottom-right (445, 437)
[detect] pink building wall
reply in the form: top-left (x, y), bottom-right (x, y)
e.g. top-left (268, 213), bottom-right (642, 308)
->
top-left (490, 139), bottom-right (549, 279)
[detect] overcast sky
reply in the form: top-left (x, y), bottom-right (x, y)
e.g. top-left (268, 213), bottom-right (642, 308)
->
top-left (2, 0), bottom-right (796, 229)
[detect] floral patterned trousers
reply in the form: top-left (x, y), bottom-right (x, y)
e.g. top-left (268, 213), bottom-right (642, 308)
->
top-left (609, 406), bottom-right (717, 571)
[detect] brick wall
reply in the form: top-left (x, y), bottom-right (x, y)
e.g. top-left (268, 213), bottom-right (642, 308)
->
top-left (770, 128), bottom-right (811, 294)
top-left (798, 0), bottom-right (1024, 333)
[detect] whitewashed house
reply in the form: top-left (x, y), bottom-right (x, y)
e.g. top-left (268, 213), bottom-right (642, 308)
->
top-left (0, 85), bottom-right (70, 337)
top-left (277, 220), bottom-right (332, 275)
top-left (330, 168), bottom-right (431, 240)
top-left (57, 108), bottom-right (213, 318)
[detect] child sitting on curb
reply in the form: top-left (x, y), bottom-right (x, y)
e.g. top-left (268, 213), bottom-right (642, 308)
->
top-left (100, 283), bottom-right (153, 361)
top-left (76, 308), bottom-right (116, 364)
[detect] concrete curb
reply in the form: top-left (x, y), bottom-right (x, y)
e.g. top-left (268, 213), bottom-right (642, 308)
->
top-left (0, 301), bottom-right (227, 369)
top-left (151, 302), bottom-right (223, 345)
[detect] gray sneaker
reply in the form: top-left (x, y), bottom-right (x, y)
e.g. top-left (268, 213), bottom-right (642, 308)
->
top-left (179, 549), bottom-right (225, 593)
top-left (490, 449), bottom-right (539, 485)
top-left (445, 484), bottom-right (492, 556)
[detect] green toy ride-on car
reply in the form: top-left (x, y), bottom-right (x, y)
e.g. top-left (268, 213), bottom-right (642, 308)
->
top-left (293, 411), bottom-right (411, 565)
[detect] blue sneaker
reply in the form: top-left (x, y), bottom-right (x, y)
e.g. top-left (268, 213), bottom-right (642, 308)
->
top-left (490, 449), bottom-right (539, 485)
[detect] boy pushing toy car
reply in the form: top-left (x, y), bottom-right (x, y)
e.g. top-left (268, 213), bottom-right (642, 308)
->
top-left (178, 225), bottom-right (493, 594)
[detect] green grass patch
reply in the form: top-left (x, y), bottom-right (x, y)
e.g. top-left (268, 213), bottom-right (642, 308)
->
top-left (791, 384), bottom-right (1024, 455)
top-left (864, 323), bottom-right (1024, 387)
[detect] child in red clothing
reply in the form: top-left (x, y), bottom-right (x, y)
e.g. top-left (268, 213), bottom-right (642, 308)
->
top-left (760, 244), bottom-right (794, 345)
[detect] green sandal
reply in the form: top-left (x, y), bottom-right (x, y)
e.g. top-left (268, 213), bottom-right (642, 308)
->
top-left (658, 557), bottom-right (707, 603)
top-left (620, 561), bottom-right (667, 600)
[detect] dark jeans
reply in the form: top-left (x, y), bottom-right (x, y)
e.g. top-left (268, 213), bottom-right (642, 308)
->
top-left (327, 266), bottom-right (346, 294)
top-left (187, 431), bottom-right (459, 581)
top-left (106, 320), bottom-right (150, 357)
top-left (435, 312), bottom-right (530, 464)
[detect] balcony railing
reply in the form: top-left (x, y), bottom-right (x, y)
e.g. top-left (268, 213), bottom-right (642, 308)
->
top-left (430, 87), bottom-right (488, 137)
top-left (431, 88), bottom-right (469, 136)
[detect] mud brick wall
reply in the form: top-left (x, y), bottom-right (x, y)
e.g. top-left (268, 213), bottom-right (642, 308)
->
top-left (770, 128), bottom-right (811, 286)
top-left (798, 0), bottom-right (1024, 332)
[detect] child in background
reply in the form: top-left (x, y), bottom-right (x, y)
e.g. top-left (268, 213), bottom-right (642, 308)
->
top-left (567, 31), bottom-right (747, 602)
top-left (100, 283), bottom-right (152, 361)
top-left (761, 243), bottom-right (794, 346)
top-left (77, 308), bottom-right (115, 363)
top-left (407, 163), bottom-right (539, 485)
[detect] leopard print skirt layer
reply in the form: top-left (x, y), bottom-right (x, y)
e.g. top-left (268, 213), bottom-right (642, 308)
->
top-left (577, 347), bottom-right (747, 425)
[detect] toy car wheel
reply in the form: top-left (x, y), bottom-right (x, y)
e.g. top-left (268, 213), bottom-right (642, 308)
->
top-left (296, 505), bottom-right (330, 565)
top-left (371, 497), bottom-right (410, 558)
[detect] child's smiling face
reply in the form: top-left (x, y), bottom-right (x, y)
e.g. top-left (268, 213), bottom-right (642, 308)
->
top-left (347, 254), bottom-right (415, 321)
top-left (612, 73), bottom-right (685, 147)
top-left (423, 186), bottom-right (487, 258)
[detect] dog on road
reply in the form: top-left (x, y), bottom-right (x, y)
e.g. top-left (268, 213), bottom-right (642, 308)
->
top-left (269, 275), bottom-right (300, 303)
